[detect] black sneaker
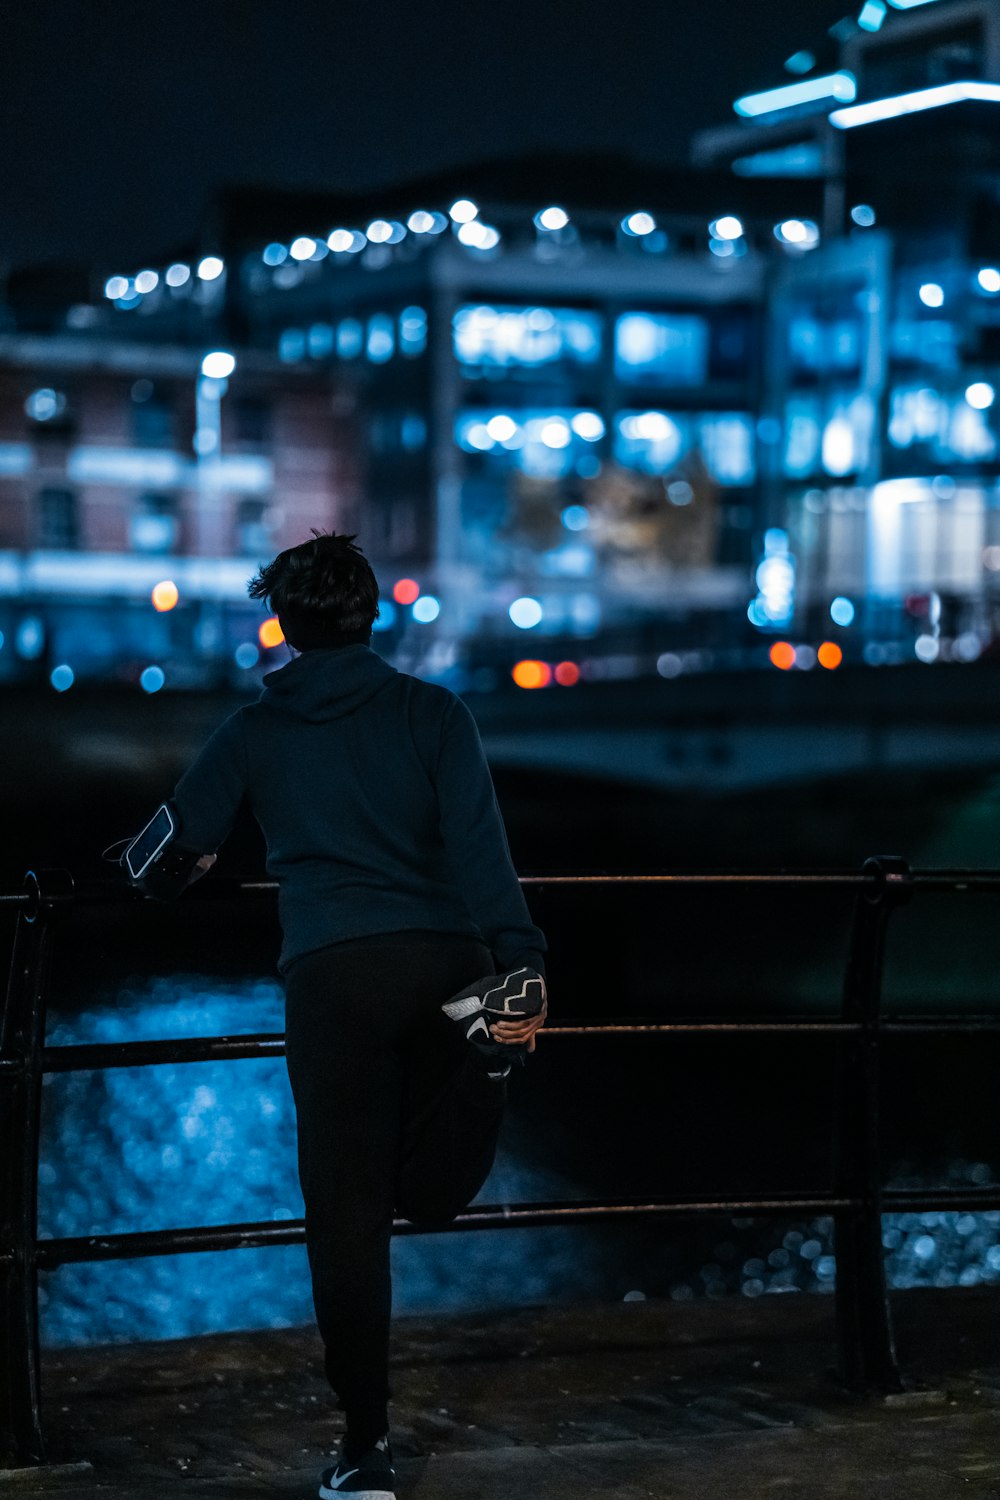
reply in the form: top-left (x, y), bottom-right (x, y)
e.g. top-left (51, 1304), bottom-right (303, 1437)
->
top-left (318, 1434), bottom-right (395, 1498)
top-left (442, 966), bottom-right (547, 1075)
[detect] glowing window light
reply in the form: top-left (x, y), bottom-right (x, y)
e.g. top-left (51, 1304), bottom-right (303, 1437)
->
top-left (830, 596), bottom-right (855, 627)
top-left (366, 314), bottom-right (395, 364)
top-left (393, 578), bottom-right (420, 605)
top-left (263, 243), bottom-right (288, 266)
top-left (16, 618), bottom-right (44, 660)
top-left (850, 204), bottom-right (877, 227)
top-left (509, 597), bottom-right (543, 629)
top-left (462, 422), bottom-right (494, 451)
top-left (977, 268), bottom-right (1000, 295)
top-left (366, 220), bottom-right (393, 244)
top-left (407, 209), bottom-right (447, 234)
top-left (539, 418), bottom-right (572, 449)
top-left (151, 580), bottom-right (179, 612)
top-left (858, 0), bottom-right (886, 30)
top-left (784, 51), bottom-right (815, 75)
top-left (234, 642), bottom-right (260, 669)
top-left (140, 665), bottom-right (166, 694)
top-left (134, 269), bottom-right (159, 294)
top-left (818, 641), bottom-right (843, 670)
top-left (919, 282), bottom-right (944, 308)
top-left (571, 412), bottom-right (604, 441)
top-left (486, 414), bottom-right (518, 443)
top-left (197, 256), bottom-right (225, 281)
top-left (966, 382), bottom-right (995, 410)
top-left (449, 199), bottom-right (478, 224)
top-left (200, 350), bottom-right (236, 379)
top-left (554, 661), bottom-right (580, 686)
top-left (50, 664), bottom-right (74, 693)
top-left (259, 617), bottom-right (285, 649)
top-left (775, 219), bottom-right (819, 246)
top-left (165, 262), bottom-right (190, 286)
top-left (290, 236), bottom-right (317, 260)
top-left (457, 221), bottom-right (500, 250)
top-left (512, 659), bottom-right (551, 689)
top-left (831, 81), bottom-right (1000, 129)
top-left (734, 71), bottom-right (855, 119)
top-left (622, 212), bottom-right (656, 237)
top-left (104, 276), bottom-right (129, 300)
top-left (412, 595), bottom-right (440, 623)
top-left (822, 415), bottom-right (855, 476)
top-left (399, 306), bottom-right (427, 355)
top-left (562, 505), bottom-right (589, 531)
top-left (535, 206), bottom-right (569, 231)
top-left (25, 388), bottom-right (64, 422)
top-left (710, 215), bottom-right (743, 241)
top-left (769, 641), bottom-right (796, 670)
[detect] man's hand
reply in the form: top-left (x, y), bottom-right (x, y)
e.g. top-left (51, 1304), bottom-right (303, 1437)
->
top-left (490, 997), bottom-right (548, 1053)
top-left (188, 853), bottom-right (217, 885)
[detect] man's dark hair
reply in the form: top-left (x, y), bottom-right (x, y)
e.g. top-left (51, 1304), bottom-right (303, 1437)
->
top-left (248, 531), bottom-right (379, 650)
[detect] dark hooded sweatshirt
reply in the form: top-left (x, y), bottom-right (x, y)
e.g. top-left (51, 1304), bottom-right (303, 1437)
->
top-left (169, 644), bottom-right (546, 977)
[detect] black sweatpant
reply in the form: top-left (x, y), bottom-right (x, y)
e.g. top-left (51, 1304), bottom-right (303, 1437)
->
top-left (283, 930), bottom-right (504, 1446)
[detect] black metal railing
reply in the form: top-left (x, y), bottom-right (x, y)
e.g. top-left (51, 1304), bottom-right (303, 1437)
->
top-left (4, 858), bottom-right (1000, 1467)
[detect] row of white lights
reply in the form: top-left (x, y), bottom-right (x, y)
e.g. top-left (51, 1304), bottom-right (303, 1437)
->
top-left (100, 202), bottom-right (753, 305)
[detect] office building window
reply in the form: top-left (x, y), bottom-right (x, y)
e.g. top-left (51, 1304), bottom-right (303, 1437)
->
top-left (130, 493), bottom-right (179, 553)
top-left (36, 488), bottom-right (79, 549)
top-left (131, 382), bottom-right (175, 447)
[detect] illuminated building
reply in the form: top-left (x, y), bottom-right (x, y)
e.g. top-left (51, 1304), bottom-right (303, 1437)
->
top-left (1, 0), bottom-right (999, 686)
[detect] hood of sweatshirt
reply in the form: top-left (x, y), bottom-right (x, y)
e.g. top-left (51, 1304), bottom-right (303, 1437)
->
top-left (259, 644), bottom-right (397, 724)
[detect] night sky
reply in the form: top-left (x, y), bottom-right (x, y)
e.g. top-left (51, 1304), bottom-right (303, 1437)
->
top-left (4, 0), bottom-right (851, 272)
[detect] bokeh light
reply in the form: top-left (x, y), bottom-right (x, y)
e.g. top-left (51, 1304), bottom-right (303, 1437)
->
top-left (393, 578), bottom-right (420, 605)
top-left (140, 666), bottom-right (166, 694)
top-left (151, 580), bottom-right (179, 612)
top-left (818, 641), bottom-right (843, 670)
top-left (234, 643), bottom-right (260, 669)
top-left (769, 641), bottom-right (795, 670)
top-left (509, 596), bottom-right (543, 629)
top-left (196, 256), bottom-right (225, 281)
top-left (412, 595), bottom-right (441, 623)
top-left (50, 664), bottom-right (74, 693)
top-left (830, 596), bottom-right (856, 627)
top-left (258, 617), bottom-right (285, 649)
top-left (554, 661), bottom-right (581, 686)
top-left (512, 659), bottom-right (552, 689)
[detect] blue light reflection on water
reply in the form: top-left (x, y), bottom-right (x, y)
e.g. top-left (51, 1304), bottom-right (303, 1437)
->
top-left (37, 979), bottom-right (1000, 1346)
top-left (38, 977), bottom-right (577, 1347)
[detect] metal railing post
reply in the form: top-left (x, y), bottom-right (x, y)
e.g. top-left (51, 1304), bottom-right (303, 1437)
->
top-left (833, 855), bottom-right (909, 1393)
top-left (0, 870), bottom-right (74, 1467)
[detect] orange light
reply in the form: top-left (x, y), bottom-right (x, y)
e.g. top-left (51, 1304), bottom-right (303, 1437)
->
top-left (512, 659), bottom-right (552, 690)
top-left (554, 661), bottom-right (580, 687)
top-left (818, 640), bottom-right (843, 670)
top-left (393, 578), bottom-right (420, 605)
top-left (259, 616), bottom-right (285, 649)
top-left (769, 641), bottom-right (795, 671)
top-left (151, 579), bottom-right (179, 613)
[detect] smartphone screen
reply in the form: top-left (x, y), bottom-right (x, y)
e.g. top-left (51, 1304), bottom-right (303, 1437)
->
top-left (125, 804), bottom-right (176, 880)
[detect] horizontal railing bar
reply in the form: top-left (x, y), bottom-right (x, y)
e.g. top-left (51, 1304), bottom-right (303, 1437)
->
top-left (33, 1185), bottom-right (1000, 1270)
top-left (32, 1195), bottom-right (863, 1267)
top-left (12, 868), bottom-right (1000, 909)
top-left (882, 1188), bottom-right (1000, 1210)
top-left (42, 1035), bottom-right (286, 1072)
top-left (40, 1017), bottom-right (1000, 1074)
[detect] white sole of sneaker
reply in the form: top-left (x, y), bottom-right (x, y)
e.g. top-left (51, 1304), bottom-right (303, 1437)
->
top-left (319, 1487), bottom-right (395, 1499)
